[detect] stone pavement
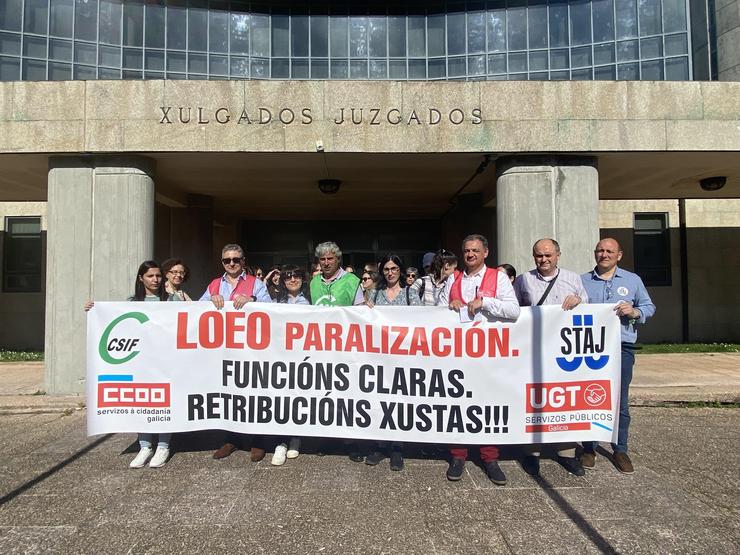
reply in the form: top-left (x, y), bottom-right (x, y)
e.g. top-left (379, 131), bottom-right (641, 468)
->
top-left (2, 352), bottom-right (739, 415)
top-left (0, 407), bottom-right (737, 554)
top-left (629, 353), bottom-right (740, 404)
top-left (0, 354), bottom-right (739, 553)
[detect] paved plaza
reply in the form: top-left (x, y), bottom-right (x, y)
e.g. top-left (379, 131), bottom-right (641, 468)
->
top-left (0, 405), bottom-right (737, 554)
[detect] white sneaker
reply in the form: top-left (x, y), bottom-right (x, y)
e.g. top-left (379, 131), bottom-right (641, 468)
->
top-left (271, 444), bottom-right (287, 466)
top-left (129, 447), bottom-right (153, 469)
top-left (149, 447), bottom-right (170, 468)
top-left (286, 438), bottom-right (301, 459)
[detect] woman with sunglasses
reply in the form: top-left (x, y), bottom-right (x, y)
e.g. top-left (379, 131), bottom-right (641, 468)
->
top-left (418, 250), bottom-right (459, 306)
top-left (84, 260), bottom-right (175, 469)
top-left (162, 258), bottom-right (192, 301)
top-left (270, 265), bottom-right (310, 465)
top-left (359, 269), bottom-right (380, 302)
top-left (405, 266), bottom-right (420, 287)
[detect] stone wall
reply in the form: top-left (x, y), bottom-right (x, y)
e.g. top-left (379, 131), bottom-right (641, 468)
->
top-left (1, 80), bottom-right (739, 154)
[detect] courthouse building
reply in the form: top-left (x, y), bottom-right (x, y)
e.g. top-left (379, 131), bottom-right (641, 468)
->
top-left (0, 1), bottom-right (738, 394)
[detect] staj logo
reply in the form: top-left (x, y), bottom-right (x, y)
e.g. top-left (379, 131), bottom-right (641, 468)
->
top-left (526, 380), bottom-right (612, 413)
top-left (98, 312), bottom-right (149, 365)
top-left (556, 314), bottom-right (610, 372)
top-left (97, 375), bottom-right (170, 408)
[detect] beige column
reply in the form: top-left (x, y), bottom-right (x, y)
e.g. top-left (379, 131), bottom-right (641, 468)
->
top-left (45, 156), bottom-right (155, 394)
top-left (496, 156), bottom-right (599, 276)
top-left (716, 0), bottom-right (740, 81)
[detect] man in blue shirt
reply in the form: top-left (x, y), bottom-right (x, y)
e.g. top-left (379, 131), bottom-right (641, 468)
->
top-left (581, 238), bottom-right (656, 473)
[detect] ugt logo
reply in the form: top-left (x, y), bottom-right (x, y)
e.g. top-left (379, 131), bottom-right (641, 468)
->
top-left (98, 312), bottom-right (149, 365)
top-left (556, 314), bottom-right (609, 372)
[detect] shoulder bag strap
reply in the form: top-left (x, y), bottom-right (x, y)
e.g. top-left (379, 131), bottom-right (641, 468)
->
top-left (536, 273), bottom-right (559, 306)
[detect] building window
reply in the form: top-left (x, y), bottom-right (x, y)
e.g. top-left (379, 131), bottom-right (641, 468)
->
top-left (2, 216), bottom-right (42, 292)
top-left (633, 212), bottom-right (670, 286)
top-left (1, 0), bottom-right (704, 83)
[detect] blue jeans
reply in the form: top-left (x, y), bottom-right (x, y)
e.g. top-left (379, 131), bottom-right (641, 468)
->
top-left (139, 433), bottom-right (171, 450)
top-left (584, 344), bottom-right (635, 454)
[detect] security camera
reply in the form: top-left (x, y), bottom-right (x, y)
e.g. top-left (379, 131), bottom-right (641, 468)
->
top-left (699, 176), bottom-right (726, 191)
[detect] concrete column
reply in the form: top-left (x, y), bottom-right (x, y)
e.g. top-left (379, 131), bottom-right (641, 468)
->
top-left (45, 156), bottom-right (155, 394)
top-left (715, 0), bottom-right (740, 81)
top-left (496, 156), bottom-right (599, 276)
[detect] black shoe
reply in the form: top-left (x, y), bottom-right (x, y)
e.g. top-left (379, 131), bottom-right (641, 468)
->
top-left (390, 450), bottom-right (404, 471)
top-left (558, 456), bottom-right (586, 476)
top-left (365, 451), bottom-right (385, 466)
top-left (348, 451), bottom-right (364, 463)
top-left (485, 461), bottom-right (507, 485)
top-left (446, 458), bottom-right (466, 481)
top-left (522, 455), bottom-right (541, 476)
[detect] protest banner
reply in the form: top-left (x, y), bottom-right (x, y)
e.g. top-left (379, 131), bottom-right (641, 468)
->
top-left (86, 302), bottom-right (621, 445)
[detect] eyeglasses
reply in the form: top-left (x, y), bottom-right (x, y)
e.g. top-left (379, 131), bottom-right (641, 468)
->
top-left (383, 266), bottom-right (401, 273)
top-left (406, 273), bottom-right (417, 279)
top-left (221, 257), bottom-right (243, 265)
top-left (168, 270), bottom-right (185, 276)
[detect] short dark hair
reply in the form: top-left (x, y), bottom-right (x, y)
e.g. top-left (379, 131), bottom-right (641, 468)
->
top-left (161, 258), bottom-right (190, 283)
top-left (276, 264), bottom-right (310, 303)
top-left (462, 234), bottom-right (488, 250)
top-left (497, 263), bottom-right (517, 281)
top-left (432, 249), bottom-right (458, 281)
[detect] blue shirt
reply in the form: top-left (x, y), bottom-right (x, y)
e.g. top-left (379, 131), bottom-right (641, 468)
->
top-left (581, 267), bottom-right (656, 344)
top-left (199, 272), bottom-right (272, 303)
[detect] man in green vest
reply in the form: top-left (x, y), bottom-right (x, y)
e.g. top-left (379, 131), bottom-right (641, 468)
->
top-left (310, 241), bottom-right (364, 460)
top-left (310, 241), bottom-right (364, 307)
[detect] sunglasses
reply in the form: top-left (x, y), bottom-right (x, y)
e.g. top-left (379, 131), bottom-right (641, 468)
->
top-left (361, 276), bottom-right (372, 282)
top-left (284, 272), bottom-right (303, 281)
top-left (221, 257), bottom-right (243, 265)
top-left (406, 273), bottom-right (417, 278)
top-left (383, 266), bottom-right (401, 273)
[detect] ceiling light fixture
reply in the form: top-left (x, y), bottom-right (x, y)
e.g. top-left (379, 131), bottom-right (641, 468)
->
top-left (318, 178), bottom-right (342, 194)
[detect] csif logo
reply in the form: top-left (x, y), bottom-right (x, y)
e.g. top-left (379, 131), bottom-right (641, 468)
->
top-left (556, 314), bottom-right (609, 372)
top-left (98, 312), bottom-right (149, 365)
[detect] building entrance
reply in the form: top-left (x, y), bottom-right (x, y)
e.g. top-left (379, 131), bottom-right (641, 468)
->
top-left (241, 218), bottom-right (440, 274)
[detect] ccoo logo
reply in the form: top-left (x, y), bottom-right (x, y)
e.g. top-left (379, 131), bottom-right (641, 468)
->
top-left (556, 314), bottom-right (609, 372)
top-left (98, 312), bottom-right (149, 365)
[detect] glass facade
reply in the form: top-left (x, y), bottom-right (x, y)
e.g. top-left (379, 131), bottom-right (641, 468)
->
top-left (0, 1), bottom-right (709, 82)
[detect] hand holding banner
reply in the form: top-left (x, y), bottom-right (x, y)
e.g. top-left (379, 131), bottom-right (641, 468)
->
top-left (87, 303), bottom-right (621, 445)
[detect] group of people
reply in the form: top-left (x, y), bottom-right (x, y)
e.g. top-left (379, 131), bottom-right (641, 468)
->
top-left (86, 233), bottom-right (655, 484)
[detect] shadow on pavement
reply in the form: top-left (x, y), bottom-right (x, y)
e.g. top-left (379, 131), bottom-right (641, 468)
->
top-left (533, 472), bottom-right (618, 554)
top-left (0, 433), bottom-right (113, 507)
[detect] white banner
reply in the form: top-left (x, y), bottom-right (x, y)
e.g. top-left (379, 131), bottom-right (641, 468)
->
top-left (86, 302), bottom-right (621, 445)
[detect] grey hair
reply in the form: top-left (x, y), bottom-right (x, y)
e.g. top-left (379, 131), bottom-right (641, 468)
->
top-left (315, 241), bottom-right (342, 261)
top-left (221, 243), bottom-right (244, 258)
top-left (533, 238), bottom-right (560, 254)
top-left (462, 234), bottom-right (489, 250)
